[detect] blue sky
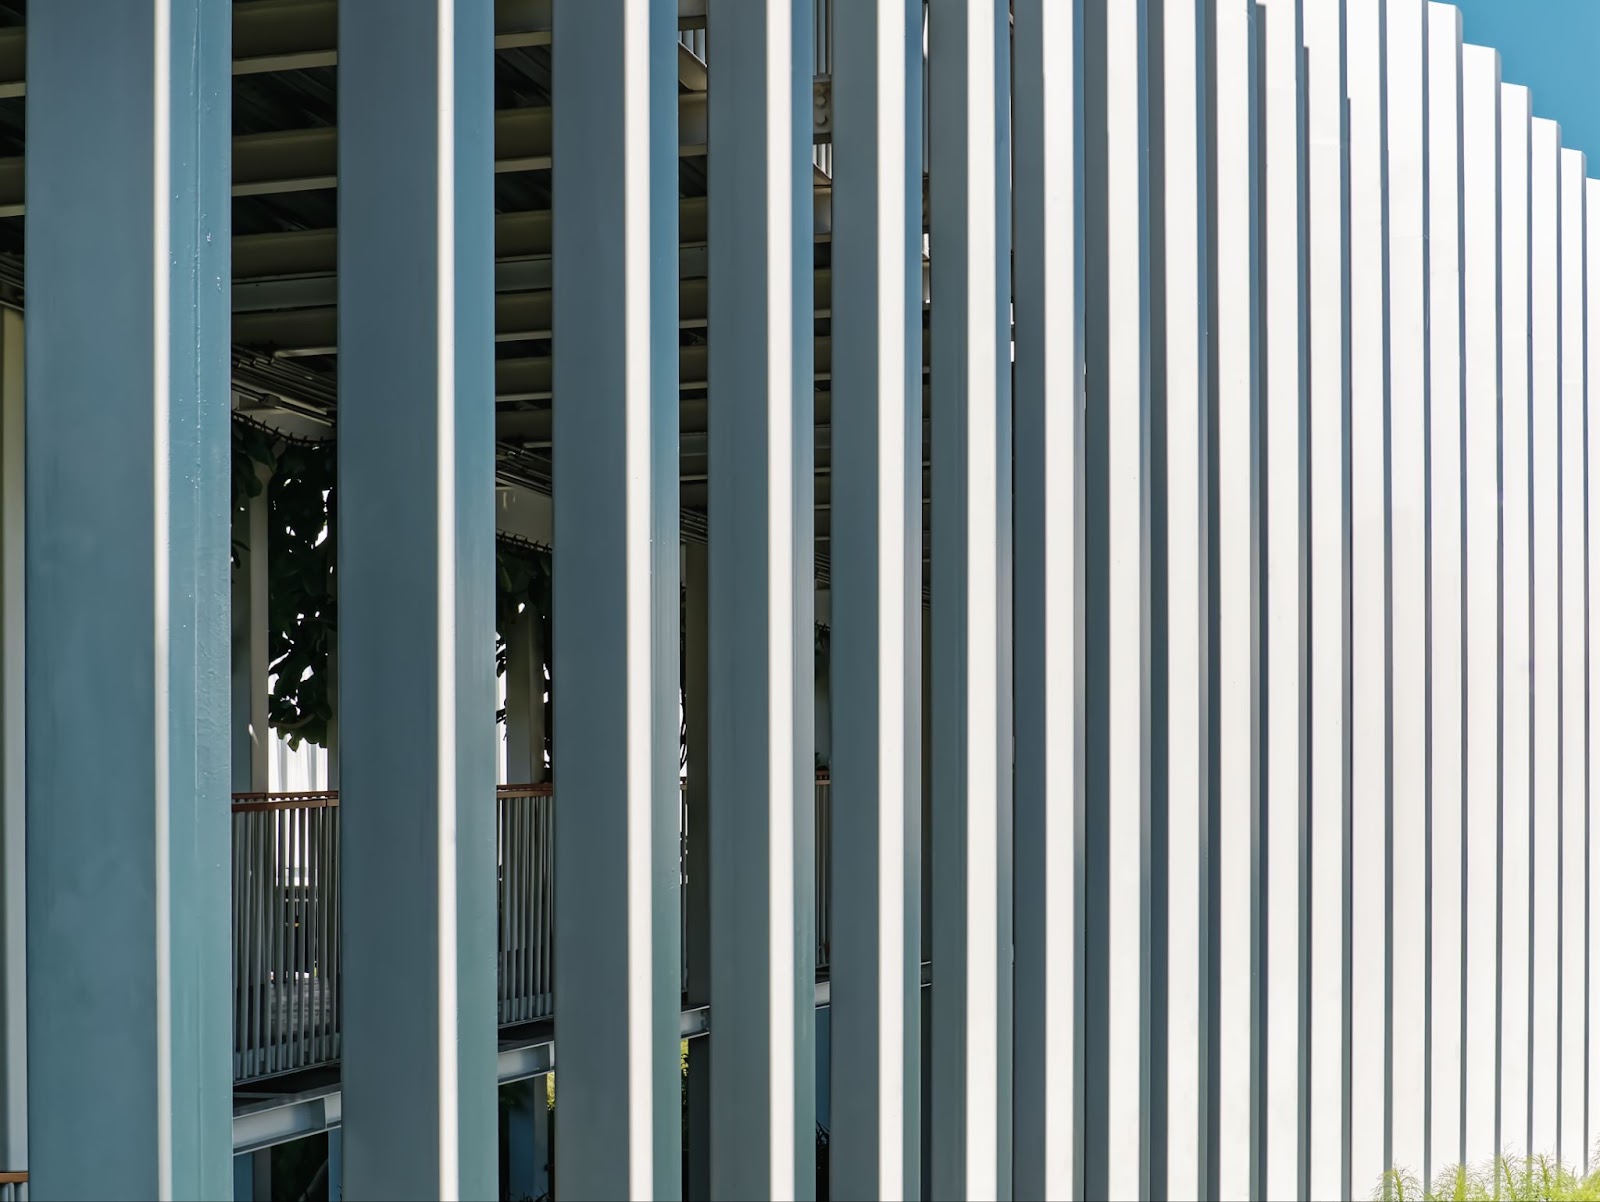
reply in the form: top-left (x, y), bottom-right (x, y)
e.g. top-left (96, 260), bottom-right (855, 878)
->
top-left (1457, 0), bottom-right (1600, 163)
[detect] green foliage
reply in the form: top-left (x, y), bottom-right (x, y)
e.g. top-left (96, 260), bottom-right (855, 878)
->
top-left (232, 419), bottom-right (554, 752)
top-left (1377, 1150), bottom-right (1600, 1201)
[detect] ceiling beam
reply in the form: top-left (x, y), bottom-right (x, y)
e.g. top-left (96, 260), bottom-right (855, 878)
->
top-left (0, 96), bottom-right (712, 214)
top-left (230, 192), bottom-right (841, 280)
top-left (233, 267), bottom-right (868, 355)
top-left (0, 0), bottom-right (711, 96)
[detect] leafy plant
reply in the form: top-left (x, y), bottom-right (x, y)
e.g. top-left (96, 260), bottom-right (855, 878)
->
top-left (232, 417), bottom-right (554, 753)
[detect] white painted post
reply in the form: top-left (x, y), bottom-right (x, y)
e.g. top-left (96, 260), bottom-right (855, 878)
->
top-left (1212, 1), bottom-right (1261, 1195)
top-left (927, 0), bottom-right (1013, 1196)
top-left (1426, 3), bottom-right (1466, 1177)
top-left (1461, 40), bottom-right (1503, 1165)
top-left (1501, 82), bottom-right (1536, 1162)
top-left (1306, 0), bottom-right (1352, 1194)
top-left (1557, 144), bottom-right (1588, 1170)
top-left (1158, 0), bottom-right (1205, 1194)
top-left (1386, 0), bottom-right (1430, 1178)
top-left (1348, 0), bottom-right (1391, 1187)
top-left (706, 0), bottom-right (818, 1196)
top-left (1261, 1), bottom-right (1310, 1193)
top-left (1530, 114), bottom-right (1562, 1160)
top-left (1587, 175), bottom-right (1600, 1175)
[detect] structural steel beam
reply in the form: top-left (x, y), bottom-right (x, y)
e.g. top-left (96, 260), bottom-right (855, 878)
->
top-left (0, 95), bottom-right (713, 215)
top-left (0, 0), bottom-right (712, 95)
top-left (706, 0), bottom-right (818, 1196)
top-left (550, 2), bottom-right (683, 1197)
top-left (335, 2), bottom-right (498, 1196)
top-left (24, 3), bottom-right (233, 1196)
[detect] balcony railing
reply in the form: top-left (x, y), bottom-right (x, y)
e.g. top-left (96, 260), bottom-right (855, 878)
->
top-left (232, 779), bottom-right (832, 1085)
top-left (0, 1171), bottom-right (25, 1202)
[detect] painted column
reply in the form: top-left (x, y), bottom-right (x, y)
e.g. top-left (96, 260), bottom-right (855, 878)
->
top-left (550, 2), bottom-right (683, 1197)
top-left (1500, 84), bottom-right (1535, 1160)
top-left (507, 1094), bottom-right (545, 1202)
top-left (1385, 0), bottom-right (1430, 1178)
top-left (1305, 0), bottom-right (1352, 1194)
top-left (1587, 174), bottom-right (1600, 1177)
top-left (1156, 0), bottom-right (1206, 1195)
top-left (1210, 1), bottom-right (1261, 1196)
top-left (24, 4), bottom-right (232, 1196)
top-left (1425, 3), bottom-right (1466, 1177)
top-left (684, 543), bottom-right (711, 1201)
top-left (706, 0), bottom-right (818, 1196)
top-left (0, 312), bottom-right (20, 1183)
top-left (336, 1), bottom-right (498, 1195)
top-left (1260, 1), bottom-right (1311, 1194)
top-left (1557, 144), bottom-right (1588, 1170)
top-left (328, 1128), bottom-right (343, 1202)
top-left (1348, 0), bottom-right (1392, 1187)
top-left (1013, 0), bottom-right (1085, 1199)
top-left (828, 0), bottom-right (924, 1197)
top-left (926, 1), bottom-right (1013, 1197)
top-left (1530, 114), bottom-right (1561, 1159)
top-left (1460, 41), bottom-right (1503, 1165)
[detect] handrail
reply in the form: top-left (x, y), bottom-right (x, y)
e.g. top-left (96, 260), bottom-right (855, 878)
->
top-left (232, 790), bottom-right (339, 812)
top-left (0, 1171), bottom-right (26, 1184)
top-left (232, 774), bottom-right (831, 810)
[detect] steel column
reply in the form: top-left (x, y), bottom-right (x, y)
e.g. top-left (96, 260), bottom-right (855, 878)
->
top-left (1530, 115), bottom-right (1562, 1159)
top-left (1209, 1), bottom-right (1262, 1196)
top-left (1588, 174), bottom-right (1600, 1177)
top-left (335, 1), bottom-right (497, 1196)
top-left (1305, 0), bottom-right (1353, 1195)
top-left (1348, 0), bottom-right (1392, 1187)
top-left (1157, 0), bottom-right (1206, 1194)
top-left (549, 4), bottom-right (684, 1197)
top-left (828, 1), bottom-right (924, 1197)
top-left (1424, 3), bottom-right (1466, 1177)
top-left (1384, 0), bottom-right (1429, 1179)
top-left (1460, 41), bottom-right (1503, 1166)
top-left (706, 0), bottom-right (818, 1196)
top-left (927, 0), bottom-right (1013, 1197)
top-left (1500, 84), bottom-right (1535, 1160)
top-left (1013, 0), bottom-right (1085, 1198)
top-left (1260, 1), bottom-right (1311, 1194)
top-left (24, 4), bottom-right (232, 1195)
top-left (1557, 144), bottom-right (1588, 1170)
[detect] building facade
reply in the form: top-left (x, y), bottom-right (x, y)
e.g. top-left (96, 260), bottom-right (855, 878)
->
top-left (0, 0), bottom-right (1597, 1200)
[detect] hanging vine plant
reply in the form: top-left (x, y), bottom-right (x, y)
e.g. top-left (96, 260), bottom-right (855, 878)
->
top-left (232, 417), bottom-right (552, 751)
